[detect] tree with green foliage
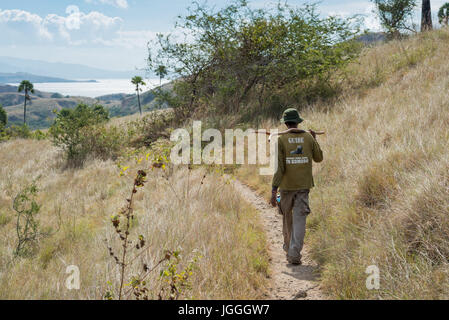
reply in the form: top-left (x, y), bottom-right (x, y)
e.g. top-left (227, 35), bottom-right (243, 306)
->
top-left (18, 80), bottom-right (34, 125)
top-left (421, 0), bottom-right (433, 31)
top-left (155, 65), bottom-right (168, 87)
top-left (438, 3), bottom-right (449, 26)
top-left (0, 104), bottom-right (7, 130)
top-left (131, 76), bottom-right (146, 115)
top-left (13, 179), bottom-right (59, 256)
top-left (49, 103), bottom-right (110, 162)
top-left (148, 1), bottom-right (363, 122)
top-left (372, 0), bottom-right (417, 37)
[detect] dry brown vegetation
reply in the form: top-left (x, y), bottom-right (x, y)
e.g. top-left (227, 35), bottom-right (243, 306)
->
top-left (0, 139), bottom-right (268, 299)
top-left (236, 29), bottom-right (449, 299)
top-left (1, 28), bottom-right (448, 300)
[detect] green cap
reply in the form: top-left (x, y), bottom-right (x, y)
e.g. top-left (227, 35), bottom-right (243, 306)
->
top-left (281, 108), bottom-right (303, 124)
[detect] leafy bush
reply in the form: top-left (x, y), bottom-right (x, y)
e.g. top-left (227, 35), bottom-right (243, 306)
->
top-left (372, 0), bottom-right (417, 38)
top-left (0, 124), bottom-right (49, 142)
top-left (77, 125), bottom-right (125, 161)
top-left (4, 124), bottom-right (32, 139)
top-left (31, 129), bottom-right (48, 141)
top-left (126, 110), bottom-right (175, 148)
top-left (0, 104), bottom-right (7, 142)
top-left (13, 181), bottom-right (42, 256)
top-left (148, 1), bottom-right (363, 123)
top-left (0, 105), bottom-right (33, 141)
top-left (13, 180), bottom-right (60, 257)
top-left (49, 103), bottom-right (122, 165)
top-left (0, 104), bottom-right (6, 130)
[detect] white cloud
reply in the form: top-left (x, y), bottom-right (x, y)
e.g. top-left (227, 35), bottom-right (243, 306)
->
top-left (100, 30), bottom-right (159, 48)
top-left (0, 6), bottom-right (126, 46)
top-left (85, 0), bottom-right (129, 9)
top-left (319, 1), bottom-right (382, 31)
top-left (0, 9), bottom-right (53, 40)
top-left (0, 5), bottom-right (166, 52)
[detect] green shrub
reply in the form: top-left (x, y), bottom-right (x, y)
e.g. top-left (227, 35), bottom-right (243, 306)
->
top-left (13, 181), bottom-right (42, 256)
top-left (13, 180), bottom-right (60, 257)
top-left (0, 130), bottom-right (8, 142)
top-left (49, 103), bottom-right (121, 165)
top-left (31, 129), bottom-right (48, 141)
top-left (4, 124), bottom-right (32, 139)
top-left (127, 110), bottom-right (175, 148)
top-left (372, 0), bottom-right (417, 38)
top-left (0, 104), bottom-right (7, 130)
top-left (77, 125), bottom-right (125, 161)
top-left (149, 1), bottom-right (363, 122)
top-left (0, 125), bottom-right (48, 142)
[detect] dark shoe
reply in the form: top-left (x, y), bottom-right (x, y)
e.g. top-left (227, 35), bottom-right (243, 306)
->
top-left (287, 255), bottom-right (302, 265)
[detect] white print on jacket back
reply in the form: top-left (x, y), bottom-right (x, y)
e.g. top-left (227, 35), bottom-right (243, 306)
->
top-left (288, 137), bottom-right (304, 144)
top-left (286, 157), bottom-right (309, 164)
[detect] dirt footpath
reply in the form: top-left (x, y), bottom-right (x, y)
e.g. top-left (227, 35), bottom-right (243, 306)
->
top-left (231, 178), bottom-right (326, 300)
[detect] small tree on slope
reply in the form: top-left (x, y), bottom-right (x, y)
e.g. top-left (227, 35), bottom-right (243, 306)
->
top-left (18, 80), bottom-right (34, 125)
top-left (131, 76), bottom-right (146, 116)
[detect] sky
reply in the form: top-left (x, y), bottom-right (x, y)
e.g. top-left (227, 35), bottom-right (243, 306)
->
top-left (0, 0), bottom-right (447, 71)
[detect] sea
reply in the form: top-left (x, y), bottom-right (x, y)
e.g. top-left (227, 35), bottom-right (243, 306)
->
top-left (8, 78), bottom-right (167, 98)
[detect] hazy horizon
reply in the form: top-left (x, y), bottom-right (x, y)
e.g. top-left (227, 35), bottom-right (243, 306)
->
top-left (0, 55), bottom-right (138, 73)
top-left (6, 78), bottom-right (169, 98)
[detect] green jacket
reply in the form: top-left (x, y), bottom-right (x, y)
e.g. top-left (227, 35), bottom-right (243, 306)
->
top-left (272, 132), bottom-right (323, 191)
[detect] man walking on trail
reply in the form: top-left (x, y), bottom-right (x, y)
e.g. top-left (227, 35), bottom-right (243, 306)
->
top-left (270, 108), bottom-right (323, 265)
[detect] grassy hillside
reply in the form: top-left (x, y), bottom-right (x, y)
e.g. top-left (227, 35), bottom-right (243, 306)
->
top-left (4, 97), bottom-right (97, 129)
top-left (236, 28), bottom-right (449, 299)
top-left (1, 28), bottom-right (448, 300)
top-left (0, 138), bottom-right (269, 299)
top-left (1, 82), bottom-right (172, 129)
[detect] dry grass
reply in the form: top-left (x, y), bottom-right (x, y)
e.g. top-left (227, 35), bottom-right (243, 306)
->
top-left (236, 29), bottom-right (449, 299)
top-left (2, 29), bottom-right (448, 300)
top-left (0, 139), bottom-right (269, 299)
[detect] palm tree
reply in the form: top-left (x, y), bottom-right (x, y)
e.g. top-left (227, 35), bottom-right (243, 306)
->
top-left (421, 0), bottom-right (433, 31)
top-left (131, 76), bottom-right (146, 116)
top-left (18, 80), bottom-right (34, 125)
top-left (155, 65), bottom-right (168, 87)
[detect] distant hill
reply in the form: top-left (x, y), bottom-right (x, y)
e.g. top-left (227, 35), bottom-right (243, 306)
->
top-left (356, 32), bottom-right (387, 45)
top-left (1, 84), bottom-right (97, 129)
top-left (95, 93), bottom-right (131, 101)
top-left (0, 84), bottom-right (56, 102)
top-left (0, 84), bottom-right (20, 93)
top-left (0, 56), bottom-right (146, 80)
top-left (0, 72), bottom-right (96, 84)
top-left (1, 81), bottom-right (172, 129)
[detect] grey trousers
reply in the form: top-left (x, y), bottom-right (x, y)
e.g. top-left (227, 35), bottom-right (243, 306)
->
top-left (278, 190), bottom-right (311, 263)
